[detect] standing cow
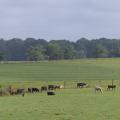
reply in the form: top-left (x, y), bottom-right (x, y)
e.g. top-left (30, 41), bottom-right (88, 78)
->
top-left (41, 86), bottom-right (47, 92)
top-left (48, 85), bottom-right (57, 90)
top-left (28, 88), bottom-right (39, 93)
top-left (47, 91), bottom-right (55, 95)
top-left (77, 83), bottom-right (87, 88)
top-left (107, 85), bottom-right (116, 91)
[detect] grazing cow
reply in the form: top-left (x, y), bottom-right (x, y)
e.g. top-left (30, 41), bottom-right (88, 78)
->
top-left (32, 88), bottom-right (39, 92)
top-left (10, 88), bottom-right (24, 95)
top-left (10, 89), bottom-right (17, 95)
top-left (77, 83), bottom-right (87, 88)
top-left (107, 85), bottom-right (116, 91)
top-left (41, 86), bottom-right (47, 92)
top-left (17, 89), bottom-right (25, 97)
top-left (95, 86), bottom-right (103, 93)
top-left (28, 88), bottom-right (32, 93)
top-left (4, 85), bottom-right (12, 94)
top-left (28, 88), bottom-right (39, 93)
top-left (55, 85), bottom-right (60, 89)
top-left (16, 89), bottom-right (25, 94)
top-left (48, 85), bottom-right (56, 90)
top-left (47, 91), bottom-right (55, 95)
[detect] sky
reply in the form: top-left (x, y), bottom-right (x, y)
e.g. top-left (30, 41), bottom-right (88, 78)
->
top-left (0, 0), bottom-right (120, 41)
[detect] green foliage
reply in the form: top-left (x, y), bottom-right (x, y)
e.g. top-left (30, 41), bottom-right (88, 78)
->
top-left (27, 45), bottom-right (47, 61)
top-left (94, 44), bottom-right (108, 58)
top-left (64, 45), bottom-right (77, 59)
top-left (1, 38), bottom-right (120, 60)
top-left (46, 43), bottom-right (63, 60)
top-left (77, 49), bottom-right (87, 58)
top-left (0, 52), bottom-right (4, 61)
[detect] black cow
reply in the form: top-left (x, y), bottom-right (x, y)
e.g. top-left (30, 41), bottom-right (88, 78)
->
top-left (55, 85), bottom-right (60, 89)
top-left (107, 85), bottom-right (116, 90)
top-left (77, 83), bottom-right (87, 88)
top-left (28, 88), bottom-right (32, 93)
top-left (48, 85), bottom-right (56, 90)
top-left (33, 88), bottom-right (39, 92)
top-left (28, 88), bottom-right (39, 93)
top-left (47, 91), bottom-right (55, 95)
top-left (10, 88), bottom-right (24, 95)
top-left (16, 89), bottom-right (25, 94)
top-left (41, 86), bottom-right (47, 92)
top-left (48, 85), bottom-right (60, 90)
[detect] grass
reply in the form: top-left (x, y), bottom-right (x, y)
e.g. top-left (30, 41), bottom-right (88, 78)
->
top-left (0, 89), bottom-right (120, 120)
top-left (0, 58), bottom-right (120, 119)
top-left (0, 58), bottom-right (120, 85)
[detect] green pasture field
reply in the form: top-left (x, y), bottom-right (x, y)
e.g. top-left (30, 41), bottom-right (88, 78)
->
top-left (0, 58), bottom-right (120, 87)
top-left (0, 88), bottom-right (120, 120)
top-left (0, 58), bottom-right (120, 120)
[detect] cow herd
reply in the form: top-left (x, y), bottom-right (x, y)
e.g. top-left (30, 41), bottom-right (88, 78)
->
top-left (27, 85), bottom-right (64, 95)
top-left (0, 83), bottom-right (117, 96)
top-left (77, 82), bottom-right (116, 93)
top-left (0, 84), bottom-right (64, 96)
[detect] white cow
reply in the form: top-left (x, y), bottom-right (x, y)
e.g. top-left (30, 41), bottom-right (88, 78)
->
top-left (95, 86), bottom-right (103, 93)
top-left (60, 85), bottom-right (64, 89)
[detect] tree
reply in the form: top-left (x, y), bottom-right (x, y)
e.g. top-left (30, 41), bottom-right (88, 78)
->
top-left (94, 44), bottom-right (108, 58)
top-left (6, 38), bottom-right (25, 60)
top-left (1, 37), bottom-right (120, 60)
top-left (27, 45), bottom-right (47, 61)
top-left (0, 52), bottom-right (4, 61)
top-left (64, 45), bottom-right (77, 59)
top-left (75, 38), bottom-right (90, 58)
top-left (77, 48), bottom-right (87, 58)
top-left (46, 43), bottom-right (63, 60)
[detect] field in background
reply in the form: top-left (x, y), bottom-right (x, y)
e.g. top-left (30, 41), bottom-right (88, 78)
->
top-left (0, 58), bottom-right (120, 86)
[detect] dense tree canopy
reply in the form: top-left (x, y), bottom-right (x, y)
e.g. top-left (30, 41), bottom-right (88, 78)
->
top-left (0, 38), bottom-right (120, 61)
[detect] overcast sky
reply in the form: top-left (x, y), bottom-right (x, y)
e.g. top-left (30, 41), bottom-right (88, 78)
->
top-left (0, 0), bottom-right (120, 41)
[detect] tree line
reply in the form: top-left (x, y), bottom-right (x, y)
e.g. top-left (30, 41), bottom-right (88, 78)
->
top-left (0, 38), bottom-right (120, 61)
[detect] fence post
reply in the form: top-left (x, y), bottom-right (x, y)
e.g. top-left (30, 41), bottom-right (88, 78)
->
top-left (64, 81), bottom-right (66, 89)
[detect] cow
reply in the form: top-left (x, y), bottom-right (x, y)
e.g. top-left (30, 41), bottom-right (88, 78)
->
top-left (10, 88), bottom-right (25, 95)
top-left (32, 88), bottom-right (39, 92)
top-left (16, 88), bottom-right (25, 94)
top-left (10, 89), bottom-right (17, 95)
top-left (0, 90), bottom-right (3, 96)
top-left (28, 88), bottom-right (39, 93)
top-left (95, 86), bottom-right (103, 93)
top-left (60, 85), bottom-right (64, 89)
top-left (41, 86), bottom-right (47, 92)
top-left (48, 85), bottom-right (56, 90)
top-left (77, 83), bottom-right (87, 88)
top-left (54, 85), bottom-right (60, 89)
top-left (107, 85), bottom-right (116, 91)
top-left (47, 91), bottom-right (55, 95)
top-left (5, 85), bottom-right (12, 94)
top-left (28, 88), bottom-right (32, 93)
